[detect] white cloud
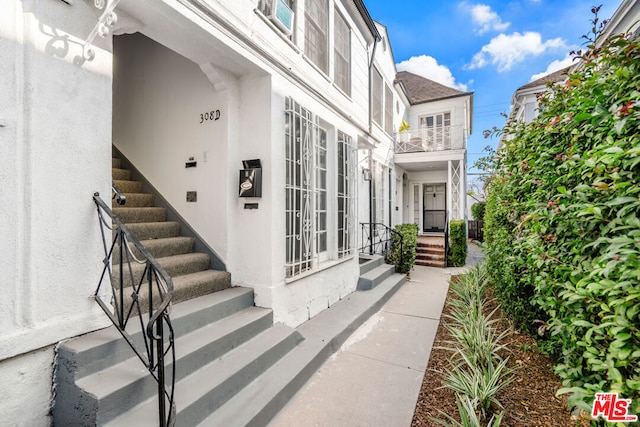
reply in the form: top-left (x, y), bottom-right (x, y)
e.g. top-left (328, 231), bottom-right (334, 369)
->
top-left (396, 55), bottom-right (468, 91)
top-left (467, 31), bottom-right (566, 72)
top-left (530, 54), bottom-right (575, 81)
top-left (460, 2), bottom-right (510, 34)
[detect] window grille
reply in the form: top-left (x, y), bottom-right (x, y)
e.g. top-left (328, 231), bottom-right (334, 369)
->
top-left (337, 131), bottom-right (356, 258)
top-left (285, 98), bottom-right (356, 278)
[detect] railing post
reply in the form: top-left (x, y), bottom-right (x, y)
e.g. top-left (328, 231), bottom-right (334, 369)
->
top-left (118, 230), bottom-right (124, 329)
top-left (156, 317), bottom-right (166, 427)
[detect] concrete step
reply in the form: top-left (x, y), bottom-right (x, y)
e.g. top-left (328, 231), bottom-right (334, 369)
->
top-left (111, 253), bottom-right (211, 289)
top-left (105, 325), bottom-right (304, 427)
top-left (358, 254), bottom-right (384, 276)
top-left (53, 288), bottom-right (258, 426)
top-left (112, 168), bottom-right (132, 180)
top-left (57, 288), bottom-right (254, 379)
top-left (113, 236), bottom-right (195, 261)
top-left (417, 242), bottom-right (445, 249)
top-left (416, 246), bottom-right (445, 255)
top-left (416, 253), bottom-right (445, 262)
top-left (114, 179), bottom-right (143, 193)
top-left (125, 222), bottom-right (181, 240)
top-left (111, 193), bottom-right (154, 208)
top-left (415, 259), bottom-right (446, 268)
top-left (357, 263), bottom-right (396, 291)
top-left (112, 157), bottom-right (122, 169)
top-left (77, 307), bottom-right (275, 425)
top-left (202, 272), bottom-right (408, 427)
top-left (113, 207), bottom-right (167, 224)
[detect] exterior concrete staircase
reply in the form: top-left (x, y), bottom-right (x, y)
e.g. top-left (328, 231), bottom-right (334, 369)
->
top-left (54, 288), bottom-right (307, 426)
top-left (111, 156), bottom-right (230, 303)
top-left (357, 255), bottom-right (404, 291)
top-left (54, 257), bottom-right (407, 426)
top-left (415, 236), bottom-right (446, 268)
top-left (53, 156), bottom-right (410, 425)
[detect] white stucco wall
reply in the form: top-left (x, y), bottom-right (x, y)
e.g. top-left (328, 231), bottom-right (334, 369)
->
top-left (0, 0), bottom-right (112, 422)
top-left (0, 0), bottom-right (112, 357)
top-left (0, 347), bottom-right (55, 427)
top-left (247, 74), bottom-right (361, 327)
top-left (113, 33), bottom-right (231, 260)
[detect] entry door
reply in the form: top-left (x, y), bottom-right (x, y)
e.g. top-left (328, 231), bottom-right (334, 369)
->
top-left (423, 184), bottom-right (446, 231)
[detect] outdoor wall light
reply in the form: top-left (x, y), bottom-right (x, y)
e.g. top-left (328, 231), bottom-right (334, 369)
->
top-left (362, 168), bottom-right (372, 181)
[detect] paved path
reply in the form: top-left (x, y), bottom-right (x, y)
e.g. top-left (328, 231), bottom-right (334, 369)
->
top-left (269, 243), bottom-right (484, 427)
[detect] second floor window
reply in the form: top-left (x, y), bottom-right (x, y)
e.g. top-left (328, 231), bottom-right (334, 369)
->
top-left (384, 84), bottom-right (393, 135)
top-left (372, 68), bottom-right (383, 126)
top-left (334, 10), bottom-right (351, 95)
top-left (305, 0), bottom-right (329, 74)
top-left (420, 112), bottom-right (451, 149)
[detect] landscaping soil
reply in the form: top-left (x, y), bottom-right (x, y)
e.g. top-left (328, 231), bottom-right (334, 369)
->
top-left (411, 285), bottom-right (591, 427)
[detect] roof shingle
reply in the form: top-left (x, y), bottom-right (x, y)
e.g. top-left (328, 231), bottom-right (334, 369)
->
top-left (395, 71), bottom-right (471, 104)
top-left (516, 66), bottom-right (572, 92)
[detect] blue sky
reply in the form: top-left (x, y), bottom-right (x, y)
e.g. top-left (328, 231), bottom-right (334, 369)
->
top-left (364, 0), bottom-right (620, 187)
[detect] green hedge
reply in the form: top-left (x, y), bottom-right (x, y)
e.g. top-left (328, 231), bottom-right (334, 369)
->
top-left (484, 31), bottom-right (640, 413)
top-left (448, 220), bottom-right (466, 267)
top-left (388, 223), bottom-right (418, 274)
top-left (471, 201), bottom-right (486, 221)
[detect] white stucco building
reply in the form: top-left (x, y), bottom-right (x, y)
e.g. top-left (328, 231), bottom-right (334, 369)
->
top-left (394, 72), bottom-right (473, 242)
top-left (0, 0), bottom-right (413, 423)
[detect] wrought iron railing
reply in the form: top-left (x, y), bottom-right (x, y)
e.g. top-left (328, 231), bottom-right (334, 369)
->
top-left (395, 126), bottom-right (465, 153)
top-left (444, 211), bottom-right (450, 268)
top-left (359, 223), bottom-right (403, 270)
top-left (93, 190), bottom-right (176, 427)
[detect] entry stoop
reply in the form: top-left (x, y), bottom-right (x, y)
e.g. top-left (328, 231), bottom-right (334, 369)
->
top-left (357, 255), bottom-right (406, 291)
top-left (53, 288), bottom-right (304, 426)
top-left (415, 236), bottom-right (446, 268)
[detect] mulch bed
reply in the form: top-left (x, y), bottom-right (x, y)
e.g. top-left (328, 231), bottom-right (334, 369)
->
top-left (411, 284), bottom-right (591, 426)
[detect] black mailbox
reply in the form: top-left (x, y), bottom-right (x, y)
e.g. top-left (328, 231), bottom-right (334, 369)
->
top-left (239, 159), bottom-right (262, 197)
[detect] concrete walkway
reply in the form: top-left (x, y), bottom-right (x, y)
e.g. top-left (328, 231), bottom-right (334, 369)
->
top-left (269, 243), bottom-right (485, 427)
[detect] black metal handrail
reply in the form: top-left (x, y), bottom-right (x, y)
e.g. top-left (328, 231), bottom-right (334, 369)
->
top-left (93, 192), bottom-right (176, 427)
top-left (359, 223), bottom-right (404, 271)
top-left (444, 211), bottom-right (450, 268)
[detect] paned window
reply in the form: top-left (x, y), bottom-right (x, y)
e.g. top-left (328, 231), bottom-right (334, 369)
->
top-left (372, 68), bottom-right (383, 126)
top-left (420, 112), bottom-right (451, 149)
top-left (384, 84), bottom-right (393, 135)
top-left (305, 0), bottom-right (329, 73)
top-left (334, 11), bottom-right (351, 95)
top-left (285, 98), bottom-right (356, 278)
top-left (337, 131), bottom-right (356, 258)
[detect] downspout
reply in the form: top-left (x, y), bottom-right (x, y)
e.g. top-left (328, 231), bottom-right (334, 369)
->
top-left (368, 151), bottom-right (374, 255)
top-left (368, 38), bottom-right (379, 251)
top-left (388, 168), bottom-right (392, 227)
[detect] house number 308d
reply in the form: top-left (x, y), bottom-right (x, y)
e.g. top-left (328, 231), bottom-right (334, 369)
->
top-left (200, 110), bottom-right (221, 123)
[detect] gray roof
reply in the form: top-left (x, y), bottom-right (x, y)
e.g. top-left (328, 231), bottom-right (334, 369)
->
top-left (395, 71), bottom-right (472, 104)
top-left (517, 66), bottom-right (572, 92)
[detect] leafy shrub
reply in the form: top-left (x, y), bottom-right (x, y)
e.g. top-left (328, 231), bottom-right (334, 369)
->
top-left (484, 29), bottom-right (640, 413)
top-left (471, 201), bottom-right (486, 221)
top-left (448, 220), bottom-right (467, 267)
top-left (388, 223), bottom-right (418, 274)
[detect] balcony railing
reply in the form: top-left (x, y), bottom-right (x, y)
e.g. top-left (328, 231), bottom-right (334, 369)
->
top-left (395, 127), bottom-right (465, 154)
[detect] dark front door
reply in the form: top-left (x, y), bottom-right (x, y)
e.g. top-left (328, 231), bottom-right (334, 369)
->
top-left (423, 184), bottom-right (446, 232)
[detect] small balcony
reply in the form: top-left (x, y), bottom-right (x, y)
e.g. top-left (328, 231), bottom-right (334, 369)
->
top-left (395, 126), bottom-right (465, 154)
